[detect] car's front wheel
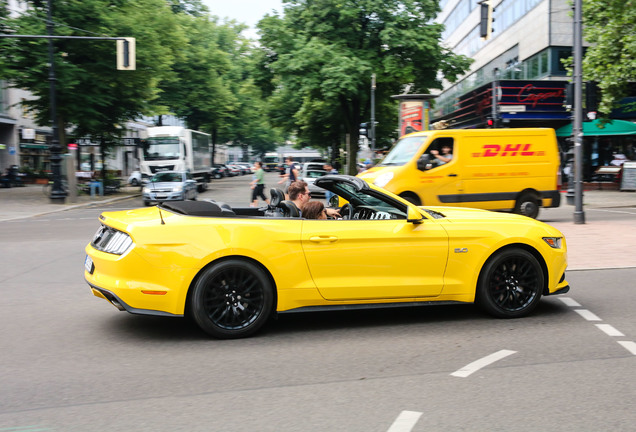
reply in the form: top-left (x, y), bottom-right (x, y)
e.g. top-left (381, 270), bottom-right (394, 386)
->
top-left (190, 259), bottom-right (274, 339)
top-left (477, 248), bottom-right (544, 318)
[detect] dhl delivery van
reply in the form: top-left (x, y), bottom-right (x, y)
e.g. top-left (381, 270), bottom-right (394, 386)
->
top-left (358, 128), bottom-right (561, 218)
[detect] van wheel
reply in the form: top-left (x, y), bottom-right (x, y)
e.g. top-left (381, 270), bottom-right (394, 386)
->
top-left (515, 193), bottom-right (540, 219)
top-left (399, 192), bottom-right (421, 206)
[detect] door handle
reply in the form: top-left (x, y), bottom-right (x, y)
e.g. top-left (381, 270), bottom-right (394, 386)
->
top-left (309, 236), bottom-right (338, 243)
top-left (448, 173), bottom-right (458, 177)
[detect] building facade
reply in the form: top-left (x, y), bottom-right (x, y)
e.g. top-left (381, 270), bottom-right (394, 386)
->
top-left (432, 0), bottom-right (576, 130)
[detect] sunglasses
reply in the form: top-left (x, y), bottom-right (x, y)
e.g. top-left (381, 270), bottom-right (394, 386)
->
top-left (305, 191), bottom-right (312, 197)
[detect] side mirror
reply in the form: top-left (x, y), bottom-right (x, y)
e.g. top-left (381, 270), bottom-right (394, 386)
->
top-left (417, 154), bottom-right (431, 171)
top-left (407, 206), bottom-right (424, 224)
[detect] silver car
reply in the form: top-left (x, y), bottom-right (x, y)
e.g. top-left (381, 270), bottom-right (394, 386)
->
top-left (303, 169), bottom-right (328, 196)
top-left (143, 171), bottom-right (198, 206)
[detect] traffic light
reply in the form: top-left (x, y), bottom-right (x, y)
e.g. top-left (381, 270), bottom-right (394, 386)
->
top-left (585, 81), bottom-right (599, 119)
top-left (116, 37), bottom-right (136, 70)
top-left (359, 122), bottom-right (369, 137)
top-left (479, 1), bottom-right (495, 40)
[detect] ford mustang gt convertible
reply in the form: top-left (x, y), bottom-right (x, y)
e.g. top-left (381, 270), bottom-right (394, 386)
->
top-left (84, 175), bottom-right (570, 339)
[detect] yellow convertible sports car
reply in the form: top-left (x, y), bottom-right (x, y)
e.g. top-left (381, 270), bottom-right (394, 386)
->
top-left (85, 175), bottom-right (569, 339)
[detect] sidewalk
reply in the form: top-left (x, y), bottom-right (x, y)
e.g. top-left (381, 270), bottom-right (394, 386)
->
top-left (2, 185), bottom-right (636, 271)
top-left (0, 183), bottom-right (141, 222)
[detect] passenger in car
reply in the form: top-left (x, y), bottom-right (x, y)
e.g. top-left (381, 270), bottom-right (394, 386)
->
top-left (288, 181), bottom-right (341, 218)
top-left (302, 201), bottom-right (327, 220)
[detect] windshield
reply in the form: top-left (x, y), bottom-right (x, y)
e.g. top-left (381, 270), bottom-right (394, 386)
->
top-left (378, 136), bottom-right (428, 166)
top-left (152, 172), bottom-right (183, 183)
top-left (330, 182), bottom-right (407, 218)
top-left (143, 137), bottom-right (181, 161)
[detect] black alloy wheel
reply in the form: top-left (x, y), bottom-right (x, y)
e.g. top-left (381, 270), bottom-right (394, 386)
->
top-left (477, 248), bottom-right (544, 318)
top-left (190, 259), bottom-right (274, 339)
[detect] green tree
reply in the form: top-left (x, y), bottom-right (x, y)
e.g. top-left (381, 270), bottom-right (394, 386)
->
top-left (583, 0), bottom-right (636, 115)
top-left (2, 0), bottom-right (185, 150)
top-left (256, 0), bottom-right (471, 174)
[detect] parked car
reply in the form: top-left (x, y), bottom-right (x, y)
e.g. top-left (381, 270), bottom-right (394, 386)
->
top-left (225, 164), bottom-right (241, 176)
top-left (127, 171), bottom-right (149, 186)
top-left (142, 171), bottom-right (197, 206)
top-left (235, 162), bottom-right (253, 175)
top-left (85, 174), bottom-right (569, 339)
top-left (211, 164), bottom-right (228, 179)
top-left (302, 169), bottom-right (328, 196)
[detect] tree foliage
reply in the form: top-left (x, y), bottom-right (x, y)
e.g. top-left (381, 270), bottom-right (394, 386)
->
top-left (256, 0), bottom-right (471, 174)
top-left (583, 0), bottom-right (636, 115)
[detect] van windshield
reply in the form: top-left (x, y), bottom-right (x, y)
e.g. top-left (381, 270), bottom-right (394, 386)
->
top-left (378, 136), bottom-right (427, 166)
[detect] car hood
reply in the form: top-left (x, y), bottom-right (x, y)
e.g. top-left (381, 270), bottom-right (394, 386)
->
top-left (146, 181), bottom-right (182, 189)
top-left (423, 206), bottom-right (564, 235)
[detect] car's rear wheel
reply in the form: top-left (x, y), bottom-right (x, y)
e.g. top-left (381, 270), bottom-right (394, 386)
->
top-left (190, 259), bottom-right (274, 339)
top-left (477, 248), bottom-right (544, 318)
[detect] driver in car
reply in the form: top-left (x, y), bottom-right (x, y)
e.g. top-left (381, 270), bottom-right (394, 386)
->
top-left (288, 181), bottom-right (341, 218)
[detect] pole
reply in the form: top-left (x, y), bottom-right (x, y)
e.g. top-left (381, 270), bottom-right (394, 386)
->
top-left (491, 68), bottom-right (498, 127)
top-left (47, 0), bottom-right (66, 203)
top-left (370, 73), bottom-right (376, 155)
top-left (572, 0), bottom-right (585, 223)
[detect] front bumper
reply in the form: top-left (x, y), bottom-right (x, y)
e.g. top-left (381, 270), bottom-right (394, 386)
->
top-left (143, 191), bottom-right (185, 203)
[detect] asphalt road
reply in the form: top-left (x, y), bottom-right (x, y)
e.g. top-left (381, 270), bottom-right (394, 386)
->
top-left (1, 173), bottom-right (634, 431)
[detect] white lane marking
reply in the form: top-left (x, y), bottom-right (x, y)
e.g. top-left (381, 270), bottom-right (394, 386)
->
top-left (451, 350), bottom-right (517, 378)
top-left (595, 324), bottom-right (625, 337)
top-left (559, 297), bottom-right (581, 307)
top-left (617, 341), bottom-right (636, 356)
top-left (574, 309), bottom-right (602, 321)
top-left (387, 411), bottom-right (423, 432)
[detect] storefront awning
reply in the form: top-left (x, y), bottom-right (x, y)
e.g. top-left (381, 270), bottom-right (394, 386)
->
top-left (555, 119), bottom-right (636, 137)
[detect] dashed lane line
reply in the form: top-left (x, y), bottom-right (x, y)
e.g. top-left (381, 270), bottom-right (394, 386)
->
top-left (450, 349), bottom-right (517, 378)
top-left (387, 411), bottom-right (423, 432)
top-left (595, 324), bottom-right (625, 337)
top-left (559, 297), bottom-right (635, 356)
top-left (574, 309), bottom-right (602, 321)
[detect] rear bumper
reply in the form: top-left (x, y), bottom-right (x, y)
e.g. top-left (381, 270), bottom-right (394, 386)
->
top-left (88, 282), bottom-right (182, 317)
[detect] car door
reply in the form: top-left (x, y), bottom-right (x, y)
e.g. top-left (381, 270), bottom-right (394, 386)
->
top-left (301, 218), bottom-right (449, 301)
top-left (417, 137), bottom-right (464, 206)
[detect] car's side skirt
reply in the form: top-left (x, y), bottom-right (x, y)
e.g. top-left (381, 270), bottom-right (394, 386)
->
top-left (279, 300), bottom-right (467, 314)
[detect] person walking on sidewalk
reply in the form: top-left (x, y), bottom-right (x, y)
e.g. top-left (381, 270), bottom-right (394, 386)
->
top-left (250, 161), bottom-right (269, 207)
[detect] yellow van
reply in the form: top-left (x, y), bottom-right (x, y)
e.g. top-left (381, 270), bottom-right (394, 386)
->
top-left (358, 128), bottom-right (561, 218)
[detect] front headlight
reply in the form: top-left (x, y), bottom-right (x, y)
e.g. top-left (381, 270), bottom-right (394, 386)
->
top-left (543, 237), bottom-right (563, 249)
top-left (374, 171), bottom-right (394, 188)
top-left (173, 185), bottom-right (183, 192)
top-left (143, 186), bottom-right (150, 193)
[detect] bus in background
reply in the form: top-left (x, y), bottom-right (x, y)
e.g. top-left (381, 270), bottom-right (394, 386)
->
top-left (263, 153), bottom-right (280, 172)
top-left (140, 126), bottom-right (212, 192)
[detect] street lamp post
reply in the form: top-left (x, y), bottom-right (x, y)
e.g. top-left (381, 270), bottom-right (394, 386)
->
top-left (370, 73), bottom-right (376, 154)
top-left (491, 67), bottom-right (499, 127)
top-left (572, 0), bottom-right (585, 224)
top-left (46, 0), bottom-right (66, 203)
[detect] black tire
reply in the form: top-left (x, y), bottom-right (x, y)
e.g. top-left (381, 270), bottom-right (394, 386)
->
top-left (190, 259), bottom-right (274, 339)
top-left (130, 178), bottom-right (139, 187)
top-left (514, 193), bottom-right (540, 219)
top-left (399, 192), bottom-right (421, 206)
top-left (214, 172), bottom-right (222, 179)
top-left (477, 248), bottom-right (544, 318)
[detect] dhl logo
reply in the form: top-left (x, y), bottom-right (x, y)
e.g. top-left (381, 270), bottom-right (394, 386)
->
top-left (472, 144), bottom-right (545, 157)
